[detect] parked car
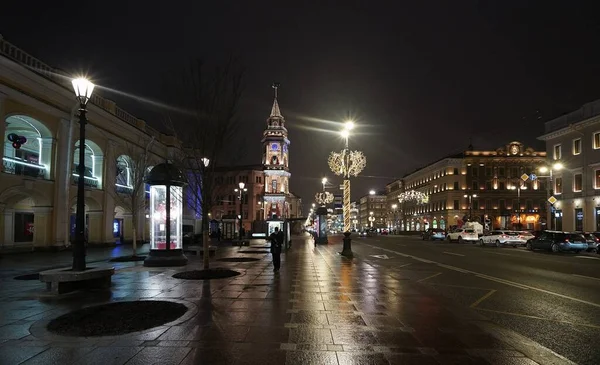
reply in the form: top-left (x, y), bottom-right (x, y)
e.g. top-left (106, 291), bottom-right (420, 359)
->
top-left (526, 231), bottom-right (588, 253)
top-left (447, 228), bottom-right (478, 243)
top-left (577, 232), bottom-right (599, 252)
top-left (518, 231), bottom-right (535, 242)
top-left (479, 230), bottom-right (526, 247)
top-left (422, 228), bottom-right (447, 241)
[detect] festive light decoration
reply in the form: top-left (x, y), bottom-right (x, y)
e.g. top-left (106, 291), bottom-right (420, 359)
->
top-left (328, 149), bottom-right (366, 232)
top-left (315, 191), bottom-right (334, 205)
top-left (398, 190), bottom-right (429, 204)
top-left (328, 150), bottom-right (366, 177)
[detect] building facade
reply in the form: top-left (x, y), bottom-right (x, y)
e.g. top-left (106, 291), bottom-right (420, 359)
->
top-left (358, 192), bottom-right (387, 230)
top-left (210, 165), bottom-right (265, 232)
top-left (0, 36), bottom-right (192, 250)
top-left (399, 142), bottom-right (547, 232)
top-left (539, 99), bottom-right (600, 232)
top-left (385, 180), bottom-right (403, 230)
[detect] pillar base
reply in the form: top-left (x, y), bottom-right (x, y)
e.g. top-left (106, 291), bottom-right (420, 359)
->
top-left (144, 249), bottom-right (188, 267)
top-left (340, 232), bottom-right (353, 257)
top-left (316, 236), bottom-right (328, 245)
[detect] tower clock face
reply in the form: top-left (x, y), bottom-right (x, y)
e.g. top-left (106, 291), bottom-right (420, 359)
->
top-left (510, 144), bottom-right (519, 155)
top-left (271, 143), bottom-right (279, 151)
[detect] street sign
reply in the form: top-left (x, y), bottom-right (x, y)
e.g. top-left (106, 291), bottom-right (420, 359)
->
top-left (521, 173), bottom-right (530, 182)
top-left (547, 196), bottom-right (557, 205)
top-left (530, 173), bottom-right (537, 181)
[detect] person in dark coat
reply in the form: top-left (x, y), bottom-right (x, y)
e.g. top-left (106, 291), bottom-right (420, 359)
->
top-left (269, 227), bottom-right (284, 272)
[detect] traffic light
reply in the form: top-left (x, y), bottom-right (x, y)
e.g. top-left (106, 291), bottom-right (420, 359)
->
top-left (7, 133), bottom-right (27, 149)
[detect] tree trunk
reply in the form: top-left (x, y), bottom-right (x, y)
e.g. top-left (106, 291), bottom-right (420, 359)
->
top-left (203, 229), bottom-right (209, 269)
top-left (132, 227), bottom-right (137, 257)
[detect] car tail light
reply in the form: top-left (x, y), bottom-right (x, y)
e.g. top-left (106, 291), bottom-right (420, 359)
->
top-left (501, 235), bottom-right (508, 238)
top-left (564, 239), bottom-right (570, 243)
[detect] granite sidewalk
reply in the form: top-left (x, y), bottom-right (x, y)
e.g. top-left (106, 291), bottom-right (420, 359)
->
top-left (0, 234), bottom-right (556, 364)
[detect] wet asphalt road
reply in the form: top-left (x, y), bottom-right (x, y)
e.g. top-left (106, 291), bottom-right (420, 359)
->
top-left (350, 234), bottom-right (600, 365)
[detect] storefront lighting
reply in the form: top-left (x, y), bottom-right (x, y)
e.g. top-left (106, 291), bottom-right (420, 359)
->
top-left (2, 157), bottom-right (47, 169)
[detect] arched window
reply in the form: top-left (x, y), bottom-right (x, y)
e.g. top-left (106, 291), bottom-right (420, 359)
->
top-left (72, 140), bottom-right (103, 189)
top-left (3, 115), bottom-right (53, 179)
top-left (116, 155), bottom-right (133, 191)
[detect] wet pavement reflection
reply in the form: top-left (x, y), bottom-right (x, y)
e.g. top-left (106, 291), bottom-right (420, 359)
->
top-left (0, 234), bottom-right (546, 364)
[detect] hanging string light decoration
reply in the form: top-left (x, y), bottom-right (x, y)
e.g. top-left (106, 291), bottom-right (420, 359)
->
top-left (328, 150), bottom-right (366, 178)
top-left (315, 191), bottom-right (334, 206)
top-left (397, 190), bottom-right (429, 204)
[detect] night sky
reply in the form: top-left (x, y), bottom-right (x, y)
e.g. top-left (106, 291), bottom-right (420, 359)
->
top-left (3, 1), bottom-right (600, 204)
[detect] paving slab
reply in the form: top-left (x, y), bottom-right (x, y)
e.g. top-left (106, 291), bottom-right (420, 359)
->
top-left (0, 234), bottom-right (568, 364)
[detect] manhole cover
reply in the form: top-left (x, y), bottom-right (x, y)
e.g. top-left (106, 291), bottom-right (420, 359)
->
top-left (173, 269), bottom-right (240, 280)
top-left (47, 301), bottom-right (187, 337)
top-left (14, 273), bottom-right (39, 280)
top-left (239, 250), bottom-right (270, 254)
top-left (109, 255), bottom-right (146, 262)
top-left (217, 257), bottom-right (261, 263)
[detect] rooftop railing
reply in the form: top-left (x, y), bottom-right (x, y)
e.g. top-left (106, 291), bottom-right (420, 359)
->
top-left (0, 35), bottom-right (164, 141)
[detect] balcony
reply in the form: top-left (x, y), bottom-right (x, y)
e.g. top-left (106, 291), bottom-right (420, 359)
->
top-left (2, 157), bottom-right (46, 178)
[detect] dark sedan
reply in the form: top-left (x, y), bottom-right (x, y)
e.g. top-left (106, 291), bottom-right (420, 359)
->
top-left (526, 231), bottom-right (588, 253)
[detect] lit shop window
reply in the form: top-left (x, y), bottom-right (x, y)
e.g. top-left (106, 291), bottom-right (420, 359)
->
top-left (3, 115), bottom-right (52, 179)
top-left (72, 140), bottom-right (103, 189)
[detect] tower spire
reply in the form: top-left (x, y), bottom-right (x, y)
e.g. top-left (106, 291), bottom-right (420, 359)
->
top-left (270, 82), bottom-right (282, 117)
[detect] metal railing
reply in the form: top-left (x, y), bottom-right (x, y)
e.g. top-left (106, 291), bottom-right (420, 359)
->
top-left (0, 35), bottom-right (164, 141)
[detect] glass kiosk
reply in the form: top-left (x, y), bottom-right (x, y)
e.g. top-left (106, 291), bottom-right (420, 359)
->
top-left (144, 162), bottom-right (188, 267)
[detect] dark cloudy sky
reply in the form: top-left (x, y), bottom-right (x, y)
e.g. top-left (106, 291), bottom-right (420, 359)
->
top-left (3, 1), bottom-right (600, 203)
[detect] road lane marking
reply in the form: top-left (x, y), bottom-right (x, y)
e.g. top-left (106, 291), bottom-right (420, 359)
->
top-left (443, 252), bottom-right (465, 257)
top-left (475, 274), bottom-right (529, 290)
top-left (475, 308), bottom-right (600, 330)
top-left (470, 289), bottom-right (496, 308)
top-left (370, 254), bottom-right (390, 259)
top-left (362, 243), bottom-right (600, 308)
top-left (417, 272), bottom-right (442, 283)
top-left (437, 264), bottom-right (471, 273)
top-left (398, 263), bottom-right (412, 268)
top-left (572, 274), bottom-right (600, 281)
top-left (412, 257), bottom-right (434, 263)
top-left (575, 256), bottom-right (600, 260)
top-left (484, 251), bottom-right (513, 257)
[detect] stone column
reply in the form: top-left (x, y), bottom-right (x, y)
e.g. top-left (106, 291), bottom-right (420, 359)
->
top-left (87, 210), bottom-right (104, 244)
top-left (32, 207), bottom-right (53, 249)
top-left (101, 140), bottom-right (117, 244)
top-left (52, 118), bottom-right (73, 248)
top-left (3, 208), bottom-right (14, 248)
top-left (0, 92), bottom-right (7, 164)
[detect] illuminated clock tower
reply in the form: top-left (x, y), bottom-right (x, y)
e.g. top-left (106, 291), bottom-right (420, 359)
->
top-left (262, 83), bottom-right (291, 219)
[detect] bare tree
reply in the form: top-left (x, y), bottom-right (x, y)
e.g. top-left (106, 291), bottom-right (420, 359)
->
top-left (166, 58), bottom-right (244, 269)
top-left (111, 136), bottom-right (155, 257)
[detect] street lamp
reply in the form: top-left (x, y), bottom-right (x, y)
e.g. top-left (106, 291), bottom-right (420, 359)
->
top-left (369, 211), bottom-right (375, 228)
top-left (322, 177), bottom-right (328, 191)
top-left (200, 157), bottom-right (210, 269)
top-left (71, 77), bottom-right (95, 271)
top-left (463, 193), bottom-right (477, 222)
top-left (391, 204), bottom-right (398, 232)
top-left (234, 182), bottom-right (247, 241)
top-left (538, 162), bottom-right (564, 230)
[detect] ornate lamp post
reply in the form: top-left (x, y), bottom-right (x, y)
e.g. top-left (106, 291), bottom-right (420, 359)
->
top-left (329, 120), bottom-right (366, 257)
top-left (71, 77), bottom-right (95, 271)
top-left (391, 204), bottom-right (398, 232)
top-left (368, 211), bottom-right (375, 228)
top-left (538, 162), bottom-right (563, 230)
top-left (315, 191), bottom-right (334, 244)
top-left (235, 182), bottom-right (247, 241)
top-left (464, 192), bottom-right (477, 222)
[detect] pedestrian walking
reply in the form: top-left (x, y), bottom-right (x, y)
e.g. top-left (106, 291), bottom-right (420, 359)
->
top-left (269, 227), bottom-right (284, 272)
